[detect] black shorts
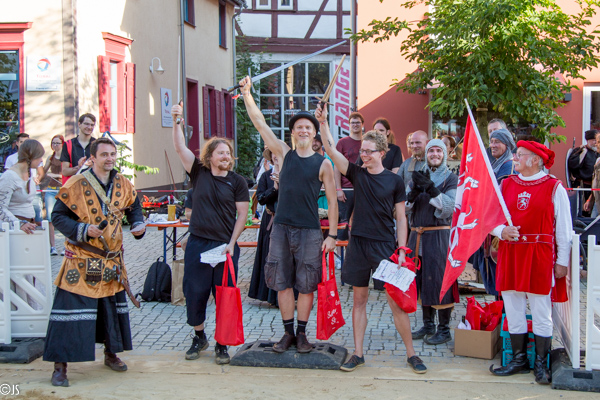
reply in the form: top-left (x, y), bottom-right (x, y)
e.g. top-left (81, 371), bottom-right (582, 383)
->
top-left (341, 235), bottom-right (396, 287)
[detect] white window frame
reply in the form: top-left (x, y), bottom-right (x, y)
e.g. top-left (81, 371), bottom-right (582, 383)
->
top-left (582, 85), bottom-right (600, 143)
top-left (256, 0), bottom-right (271, 10)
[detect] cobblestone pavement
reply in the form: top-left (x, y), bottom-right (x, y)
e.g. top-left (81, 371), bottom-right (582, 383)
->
top-left (49, 227), bottom-right (590, 370)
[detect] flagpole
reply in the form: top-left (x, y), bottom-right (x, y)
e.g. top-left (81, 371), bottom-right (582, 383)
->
top-left (463, 99), bottom-right (513, 226)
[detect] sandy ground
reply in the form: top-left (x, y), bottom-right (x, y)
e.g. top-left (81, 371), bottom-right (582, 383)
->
top-left (0, 351), bottom-right (597, 400)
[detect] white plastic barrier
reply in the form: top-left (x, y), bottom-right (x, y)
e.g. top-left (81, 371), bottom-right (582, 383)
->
top-left (587, 235), bottom-right (600, 371)
top-left (0, 223), bottom-right (11, 344)
top-left (9, 221), bottom-right (52, 338)
top-left (552, 231), bottom-right (581, 369)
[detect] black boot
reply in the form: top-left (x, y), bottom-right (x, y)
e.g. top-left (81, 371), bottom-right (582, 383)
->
top-left (412, 306), bottom-right (436, 340)
top-left (533, 335), bottom-right (551, 384)
top-left (424, 307), bottom-right (453, 345)
top-left (490, 333), bottom-right (531, 376)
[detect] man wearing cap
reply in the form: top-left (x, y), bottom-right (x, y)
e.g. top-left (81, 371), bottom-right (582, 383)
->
top-left (406, 139), bottom-right (458, 346)
top-left (473, 125), bottom-right (516, 296)
top-left (489, 141), bottom-right (572, 384)
top-left (239, 76), bottom-right (338, 353)
top-left (568, 129), bottom-right (599, 216)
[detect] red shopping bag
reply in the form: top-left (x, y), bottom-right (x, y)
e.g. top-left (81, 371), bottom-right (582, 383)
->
top-left (551, 276), bottom-right (568, 303)
top-left (316, 251), bottom-right (345, 340)
top-left (214, 254), bottom-right (245, 346)
top-left (466, 296), bottom-right (483, 330)
top-left (385, 247), bottom-right (419, 314)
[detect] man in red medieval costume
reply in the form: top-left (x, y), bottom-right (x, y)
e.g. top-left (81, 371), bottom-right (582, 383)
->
top-left (489, 141), bottom-right (572, 384)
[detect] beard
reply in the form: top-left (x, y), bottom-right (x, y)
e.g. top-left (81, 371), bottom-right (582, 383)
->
top-left (296, 139), bottom-right (311, 149)
top-left (427, 158), bottom-right (442, 169)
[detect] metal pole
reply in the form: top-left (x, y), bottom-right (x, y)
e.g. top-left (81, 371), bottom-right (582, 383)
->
top-left (232, 6), bottom-right (243, 165)
top-left (350, 0), bottom-right (357, 111)
top-left (179, 0), bottom-right (188, 146)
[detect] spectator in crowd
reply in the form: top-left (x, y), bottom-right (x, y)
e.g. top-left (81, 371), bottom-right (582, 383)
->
top-left (441, 135), bottom-right (457, 160)
top-left (41, 135), bottom-right (65, 255)
top-left (472, 124), bottom-right (516, 296)
top-left (61, 114), bottom-right (96, 181)
top-left (405, 132), bottom-right (413, 158)
top-left (584, 131), bottom-right (600, 218)
top-left (407, 139), bottom-right (458, 346)
top-left (357, 118), bottom-right (403, 173)
top-left (397, 130), bottom-right (429, 193)
top-left (0, 139), bottom-right (44, 233)
top-left (568, 129), bottom-right (599, 216)
top-left (4, 133), bottom-right (30, 169)
top-left (249, 148), bottom-right (280, 306)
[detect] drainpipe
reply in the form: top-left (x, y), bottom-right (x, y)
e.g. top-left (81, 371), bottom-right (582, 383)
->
top-left (232, 4), bottom-right (244, 164)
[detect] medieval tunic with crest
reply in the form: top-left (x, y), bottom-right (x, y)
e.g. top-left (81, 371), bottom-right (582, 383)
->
top-left (52, 170), bottom-right (142, 298)
top-left (496, 174), bottom-right (560, 294)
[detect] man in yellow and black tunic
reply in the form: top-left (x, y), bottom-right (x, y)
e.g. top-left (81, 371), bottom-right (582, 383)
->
top-left (43, 138), bottom-right (145, 387)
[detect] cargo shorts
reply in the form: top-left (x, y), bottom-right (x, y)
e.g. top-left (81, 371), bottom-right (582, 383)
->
top-left (265, 223), bottom-right (323, 294)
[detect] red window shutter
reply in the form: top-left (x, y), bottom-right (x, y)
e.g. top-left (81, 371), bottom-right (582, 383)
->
top-left (125, 62), bottom-right (135, 133)
top-left (224, 92), bottom-right (234, 139)
top-left (215, 90), bottom-right (223, 137)
top-left (97, 55), bottom-right (111, 133)
top-left (203, 86), bottom-right (210, 139)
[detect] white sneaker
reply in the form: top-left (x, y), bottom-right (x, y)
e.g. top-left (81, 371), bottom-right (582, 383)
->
top-left (60, 250), bottom-right (65, 256)
top-left (50, 247), bottom-right (58, 256)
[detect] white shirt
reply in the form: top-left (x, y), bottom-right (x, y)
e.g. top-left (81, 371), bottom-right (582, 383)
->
top-left (4, 153), bottom-right (18, 169)
top-left (491, 171), bottom-right (572, 266)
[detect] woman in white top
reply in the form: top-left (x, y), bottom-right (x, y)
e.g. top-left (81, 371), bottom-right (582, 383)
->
top-left (0, 139), bottom-right (45, 234)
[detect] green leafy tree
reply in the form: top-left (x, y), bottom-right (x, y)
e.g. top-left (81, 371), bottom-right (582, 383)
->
top-left (234, 35), bottom-right (262, 180)
top-left (114, 139), bottom-right (159, 180)
top-left (350, 0), bottom-right (600, 142)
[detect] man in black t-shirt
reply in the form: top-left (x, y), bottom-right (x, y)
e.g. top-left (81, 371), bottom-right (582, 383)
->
top-left (316, 105), bottom-right (427, 374)
top-left (171, 104), bottom-right (249, 365)
top-left (61, 113), bottom-right (96, 181)
top-left (240, 76), bottom-right (338, 354)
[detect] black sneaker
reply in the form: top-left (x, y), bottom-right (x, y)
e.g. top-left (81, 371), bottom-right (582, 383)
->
top-left (215, 343), bottom-right (230, 365)
top-left (340, 354), bottom-right (365, 372)
top-left (185, 333), bottom-right (208, 360)
top-left (407, 355), bottom-right (428, 374)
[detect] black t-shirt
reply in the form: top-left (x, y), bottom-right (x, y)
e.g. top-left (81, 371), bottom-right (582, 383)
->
top-left (188, 162), bottom-right (249, 243)
top-left (345, 162), bottom-right (406, 241)
top-left (60, 136), bottom-right (96, 167)
top-left (184, 188), bottom-right (193, 209)
top-left (357, 143), bottom-right (403, 171)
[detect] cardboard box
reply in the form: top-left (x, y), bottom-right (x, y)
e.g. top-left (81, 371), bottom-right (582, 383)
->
top-left (454, 324), bottom-right (501, 360)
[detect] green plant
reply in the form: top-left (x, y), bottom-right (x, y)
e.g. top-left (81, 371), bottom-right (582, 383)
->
top-left (349, 0), bottom-right (600, 143)
top-left (115, 139), bottom-right (159, 180)
top-left (234, 35), bottom-right (268, 181)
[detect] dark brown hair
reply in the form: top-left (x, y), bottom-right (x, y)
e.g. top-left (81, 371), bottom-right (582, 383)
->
top-left (90, 137), bottom-right (116, 156)
top-left (348, 112), bottom-right (364, 124)
top-left (78, 113), bottom-right (96, 124)
top-left (373, 117), bottom-right (395, 144)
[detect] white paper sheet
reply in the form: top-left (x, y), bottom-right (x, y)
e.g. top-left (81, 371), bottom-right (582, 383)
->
top-left (372, 259), bottom-right (416, 292)
top-left (200, 244), bottom-right (227, 267)
top-left (130, 222), bottom-right (147, 233)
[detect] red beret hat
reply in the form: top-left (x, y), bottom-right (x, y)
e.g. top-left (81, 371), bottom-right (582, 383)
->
top-left (516, 140), bottom-right (555, 168)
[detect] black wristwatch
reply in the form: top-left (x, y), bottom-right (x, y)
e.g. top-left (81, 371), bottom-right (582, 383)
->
top-left (328, 234), bottom-right (338, 240)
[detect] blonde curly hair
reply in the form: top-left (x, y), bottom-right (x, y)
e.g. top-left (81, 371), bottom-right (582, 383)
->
top-left (363, 130), bottom-right (389, 159)
top-left (200, 137), bottom-right (236, 170)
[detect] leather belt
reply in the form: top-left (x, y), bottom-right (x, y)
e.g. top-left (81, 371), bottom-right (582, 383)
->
top-left (71, 241), bottom-right (140, 308)
top-left (411, 226), bottom-right (451, 267)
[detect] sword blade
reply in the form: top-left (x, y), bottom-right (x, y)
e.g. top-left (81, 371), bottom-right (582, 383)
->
top-left (228, 40), bottom-right (347, 92)
top-left (321, 54), bottom-right (346, 104)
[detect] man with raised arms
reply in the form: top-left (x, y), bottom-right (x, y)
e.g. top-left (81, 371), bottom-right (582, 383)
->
top-left (240, 76), bottom-right (338, 353)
